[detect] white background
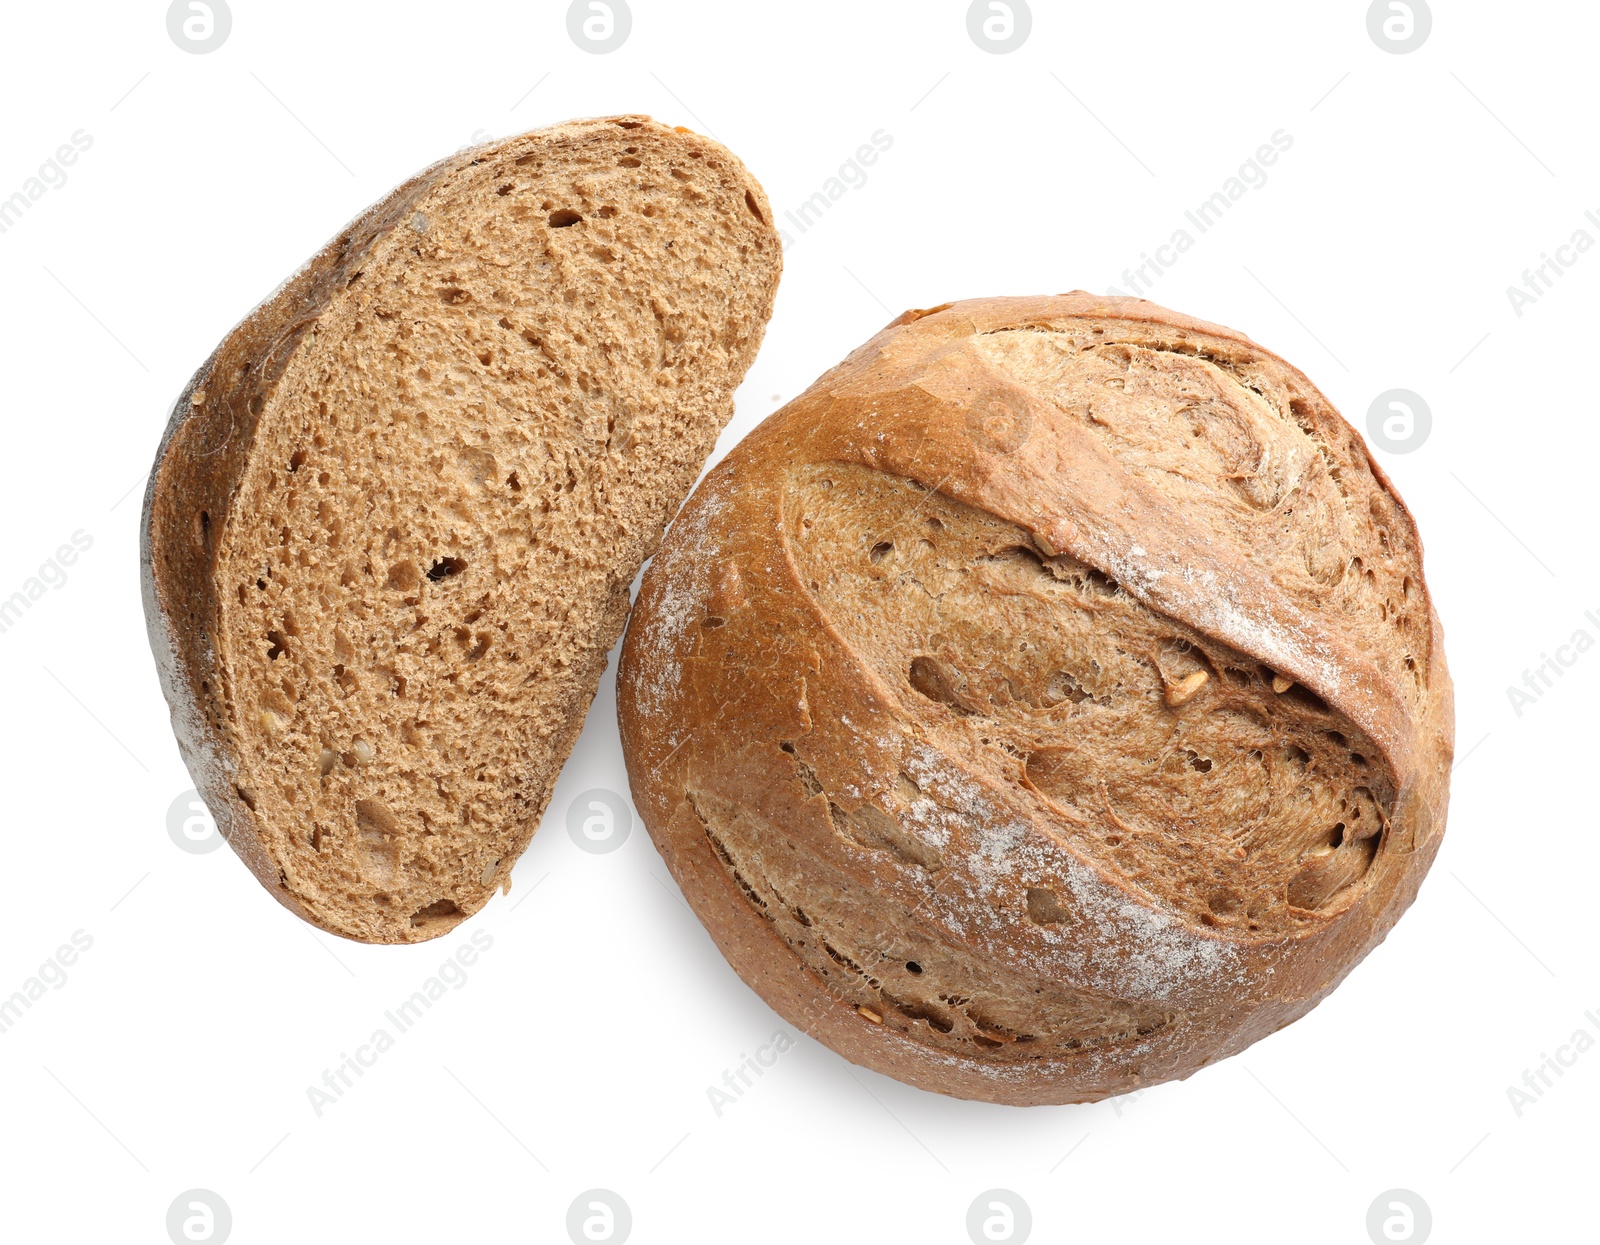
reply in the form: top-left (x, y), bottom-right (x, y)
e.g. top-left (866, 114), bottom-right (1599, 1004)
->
top-left (0, 1), bottom-right (1594, 1241)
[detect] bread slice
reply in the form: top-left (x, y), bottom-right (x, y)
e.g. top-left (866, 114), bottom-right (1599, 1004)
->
top-left (142, 116), bottom-right (780, 943)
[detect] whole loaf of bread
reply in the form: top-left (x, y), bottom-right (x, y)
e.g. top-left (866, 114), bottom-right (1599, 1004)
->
top-left (618, 293), bottom-right (1453, 1104)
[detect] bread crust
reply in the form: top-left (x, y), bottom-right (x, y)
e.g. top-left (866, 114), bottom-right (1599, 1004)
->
top-left (619, 293), bottom-right (1453, 1104)
top-left (143, 116), bottom-right (779, 940)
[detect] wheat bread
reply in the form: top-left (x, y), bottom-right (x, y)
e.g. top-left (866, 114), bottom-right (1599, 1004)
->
top-left (617, 293), bottom-right (1452, 1104)
top-left (143, 115), bottom-right (780, 943)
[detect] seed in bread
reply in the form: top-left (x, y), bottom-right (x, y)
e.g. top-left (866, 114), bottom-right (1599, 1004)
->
top-left (617, 293), bottom-right (1453, 1105)
top-left (142, 116), bottom-right (780, 944)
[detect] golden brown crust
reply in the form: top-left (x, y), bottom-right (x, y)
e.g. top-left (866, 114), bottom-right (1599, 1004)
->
top-left (619, 293), bottom-right (1453, 1104)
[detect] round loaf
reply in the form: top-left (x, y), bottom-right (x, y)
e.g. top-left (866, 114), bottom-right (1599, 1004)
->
top-left (618, 293), bottom-right (1453, 1104)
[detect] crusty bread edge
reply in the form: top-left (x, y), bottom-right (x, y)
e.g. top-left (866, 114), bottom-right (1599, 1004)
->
top-left (142, 140), bottom-right (458, 935)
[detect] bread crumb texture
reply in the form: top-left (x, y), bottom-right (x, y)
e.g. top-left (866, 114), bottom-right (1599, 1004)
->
top-left (142, 117), bottom-right (780, 943)
top-left (619, 294), bottom-right (1453, 1104)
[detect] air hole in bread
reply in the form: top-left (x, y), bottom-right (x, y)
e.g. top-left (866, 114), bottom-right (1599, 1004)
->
top-left (869, 541), bottom-right (894, 564)
top-left (967, 1008), bottom-right (1021, 1046)
top-left (426, 557), bottom-right (467, 582)
top-left (289, 449), bottom-right (308, 473)
top-left (820, 941), bottom-right (861, 976)
top-left (410, 898), bottom-right (461, 927)
top-left (548, 209), bottom-right (582, 227)
top-left (1043, 670), bottom-right (1099, 707)
top-left (744, 190), bottom-right (764, 222)
top-left (618, 156), bottom-right (642, 168)
top-left (1279, 682), bottom-right (1330, 714)
top-left (790, 755), bottom-right (825, 796)
top-left (1025, 887), bottom-right (1069, 925)
top-left (1285, 832), bottom-right (1378, 910)
top-left (355, 797), bottom-right (398, 835)
top-left (908, 655), bottom-right (976, 714)
top-left (885, 992), bottom-right (955, 1033)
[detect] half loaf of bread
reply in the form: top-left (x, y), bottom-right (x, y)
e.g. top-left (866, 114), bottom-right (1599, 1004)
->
top-left (143, 115), bottom-right (780, 943)
top-left (618, 293), bottom-right (1452, 1104)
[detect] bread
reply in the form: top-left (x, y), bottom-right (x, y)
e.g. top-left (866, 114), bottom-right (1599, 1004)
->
top-left (617, 294), bottom-right (1453, 1104)
top-left (142, 116), bottom-right (780, 944)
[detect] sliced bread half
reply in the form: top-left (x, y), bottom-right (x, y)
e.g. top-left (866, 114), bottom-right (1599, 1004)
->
top-left (142, 115), bottom-right (780, 943)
